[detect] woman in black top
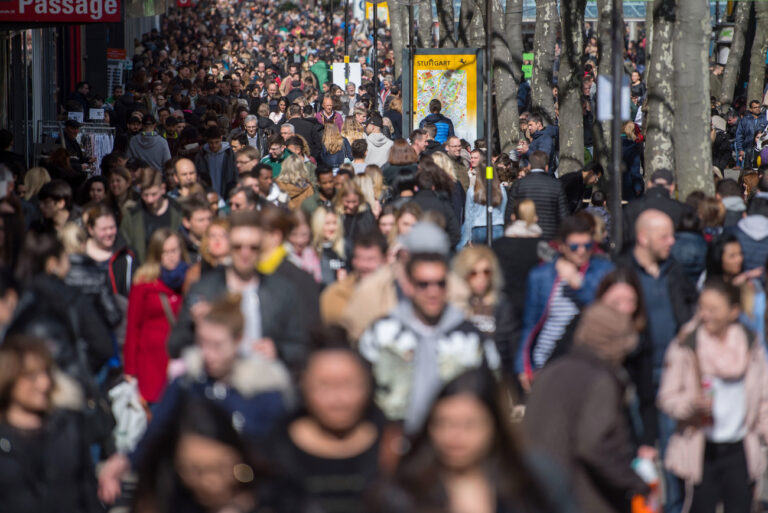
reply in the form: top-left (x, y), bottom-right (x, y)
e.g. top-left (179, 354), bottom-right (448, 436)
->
top-left (369, 370), bottom-right (574, 513)
top-left (0, 335), bottom-right (102, 513)
top-left (268, 337), bottom-right (399, 513)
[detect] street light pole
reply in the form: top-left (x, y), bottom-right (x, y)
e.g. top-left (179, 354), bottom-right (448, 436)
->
top-left (372, 2), bottom-right (379, 112)
top-left (485, 0), bottom-right (493, 246)
top-left (344, 0), bottom-right (350, 84)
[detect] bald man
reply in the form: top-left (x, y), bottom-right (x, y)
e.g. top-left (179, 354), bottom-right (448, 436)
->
top-left (618, 208), bottom-right (697, 513)
top-left (169, 158), bottom-right (198, 198)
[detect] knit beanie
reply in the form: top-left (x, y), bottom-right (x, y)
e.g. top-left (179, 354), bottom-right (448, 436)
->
top-left (573, 303), bottom-right (638, 366)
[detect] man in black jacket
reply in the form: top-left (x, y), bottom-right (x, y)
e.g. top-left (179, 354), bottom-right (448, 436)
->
top-left (506, 150), bottom-right (569, 240)
top-left (286, 104), bottom-right (322, 160)
top-left (167, 211), bottom-right (307, 374)
top-left (559, 162), bottom-right (602, 214)
top-left (622, 169), bottom-right (693, 246)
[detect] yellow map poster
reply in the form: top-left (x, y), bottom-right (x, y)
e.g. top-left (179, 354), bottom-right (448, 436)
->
top-left (412, 53), bottom-right (479, 143)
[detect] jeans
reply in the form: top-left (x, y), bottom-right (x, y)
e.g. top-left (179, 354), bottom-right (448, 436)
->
top-left (659, 411), bottom-right (684, 513)
top-left (470, 225), bottom-right (504, 245)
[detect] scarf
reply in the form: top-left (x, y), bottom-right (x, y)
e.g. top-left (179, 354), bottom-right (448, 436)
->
top-left (258, 245), bottom-right (287, 275)
top-left (696, 324), bottom-right (750, 379)
top-left (573, 303), bottom-right (638, 366)
top-left (160, 261), bottom-right (189, 292)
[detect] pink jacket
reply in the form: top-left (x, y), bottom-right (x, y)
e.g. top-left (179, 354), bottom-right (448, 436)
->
top-left (657, 323), bottom-right (768, 486)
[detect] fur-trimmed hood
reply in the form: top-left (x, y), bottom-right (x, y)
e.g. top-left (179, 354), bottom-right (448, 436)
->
top-left (52, 370), bottom-right (85, 411)
top-left (181, 347), bottom-right (294, 406)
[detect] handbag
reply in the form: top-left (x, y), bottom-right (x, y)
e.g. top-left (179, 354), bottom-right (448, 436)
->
top-left (67, 304), bottom-right (117, 446)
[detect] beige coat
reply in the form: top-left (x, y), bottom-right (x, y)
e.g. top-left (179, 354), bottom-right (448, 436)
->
top-left (340, 264), bottom-right (469, 343)
top-left (657, 324), bottom-right (768, 487)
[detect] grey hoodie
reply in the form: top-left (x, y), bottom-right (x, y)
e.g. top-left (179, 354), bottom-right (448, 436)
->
top-left (364, 132), bottom-right (394, 167)
top-left (390, 301), bottom-right (477, 433)
top-left (128, 131), bottom-right (172, 170)
top-left (736, 214), bottom-right (768, 271)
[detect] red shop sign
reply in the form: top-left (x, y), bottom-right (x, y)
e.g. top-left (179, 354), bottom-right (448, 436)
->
top-left (0, 0), bottom-right (121, 22)
top-left (177, 0), bottom-right (191, 8)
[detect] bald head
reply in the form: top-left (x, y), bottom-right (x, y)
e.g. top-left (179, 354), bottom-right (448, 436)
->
top-left (635, 209), bottom-right (675, 262)
top-left (175, 158), bottom-right (198, 188)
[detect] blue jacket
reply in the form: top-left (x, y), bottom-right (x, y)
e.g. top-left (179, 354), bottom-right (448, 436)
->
top-left (734, 113), bottom-right (768, 152)
top-left (419, 113), bottom-right (455, 144)
top-left (515, 256), bottom-right (614, 374)
top-left (526, 125), bottom-right (558, 161)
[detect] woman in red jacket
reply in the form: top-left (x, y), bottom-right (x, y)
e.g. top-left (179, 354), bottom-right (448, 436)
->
top-left (124, 228), bottom-right (188, 404)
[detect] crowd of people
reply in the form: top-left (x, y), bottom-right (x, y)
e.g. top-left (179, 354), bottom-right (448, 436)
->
top-left (4, 1), bottom-right (768, 513)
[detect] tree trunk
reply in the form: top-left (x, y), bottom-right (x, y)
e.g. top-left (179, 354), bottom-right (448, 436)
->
top-left (557, 0), bottom-right (587, 175)
top-left (489, 0), bottom-right (522, 151)
top-left (719, 1), bottom-right (750, 109)
top-left (436, 0), bottom-right (455, 47)
top-left (747, 1), bottom-right (768, 104)
top-left (389, 0), bottom-right (405, 78)
top-left (530, 0), bottom-right (557, 125)
top-left (644, 0), bottom-right (676, 176)
top-left (456, 0), bottom-right (475, 47)
top-left (674, 0), bottom-right (713, 197)
top-left (592, 0), bottom-right (618, 175)
top-left (643, 0), bottom-right (653, 83)
top-left (418, 0), bottom-right (434, 47)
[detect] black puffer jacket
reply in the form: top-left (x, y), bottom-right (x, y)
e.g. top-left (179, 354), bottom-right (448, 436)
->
top-left (64, 254), bottom-right (122, 370)
top-left (8, 274), bottom-right (112, 375)
top-left (506, 172), bottom-right (569, 240)
top-left (0, 410), bottom-right (102, 513)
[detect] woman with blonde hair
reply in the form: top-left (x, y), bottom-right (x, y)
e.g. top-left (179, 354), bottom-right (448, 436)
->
top-left (429, 151), bottom-right (466, 221)
top-left (320, 123), bottom-right (352, 169)
top-left (334, 180), bottom-right (375, 250)
top-left (452, 245), bottom-right (512, 335)
top-left (124, 228), bottom-right (188, 404)
top-left (384, 96), bottom-right (403, 139)
top-left (504, 198), bottom-right (542, 237)
top-left (461, 165), bottom-right (507, 246)
top-left (353, 172), bottom-right (382, 218)
top-left (311, 206), bottom-right (347, 286)
top-left (341, 117), bottom-right (365, 143)
top-left (23, 167), bottom-right (51, 200)
top-left (276, 154), bottom-right (314, 210)
top-left (364, 164), bottom-right (386, 201)
top-left (494, 199), bottom-right (544, 314)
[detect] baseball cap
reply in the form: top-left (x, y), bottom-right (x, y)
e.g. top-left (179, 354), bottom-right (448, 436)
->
top-left (399, 222), bottom-right (450, 256)
top-left (142, 114), bottom-right (156, 126)
top-left (650, 169), bottom-right (674, 184)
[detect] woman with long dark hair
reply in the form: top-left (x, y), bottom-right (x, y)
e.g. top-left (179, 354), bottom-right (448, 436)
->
top-left (133, 395), bottom-right (300, 513)
top-left (375, 369), bottom-right (572, 513)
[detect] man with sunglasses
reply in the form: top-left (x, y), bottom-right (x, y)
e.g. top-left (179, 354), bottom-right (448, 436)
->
top-left (167, 210), bottom-right (306, 374)
top-left (516, 214), bottom-right (614, 391)
top-left (359, 223), bottom-right (500, 434)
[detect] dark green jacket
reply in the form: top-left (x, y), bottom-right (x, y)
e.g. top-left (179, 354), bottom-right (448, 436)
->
top-left (119, 198), bottom-right (182, 264)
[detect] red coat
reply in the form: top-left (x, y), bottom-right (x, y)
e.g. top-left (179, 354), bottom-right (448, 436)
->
top-left (124, 280), bottom-right (182, 402)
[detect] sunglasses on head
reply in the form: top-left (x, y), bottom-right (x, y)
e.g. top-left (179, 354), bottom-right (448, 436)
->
top-left (413, 279), bottom-right (447, 290)
top-left (567, 242), bottom-right (594, 252)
